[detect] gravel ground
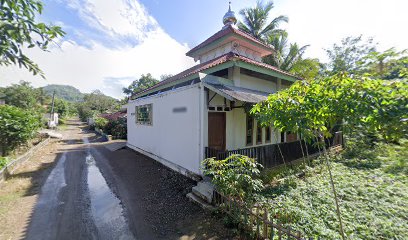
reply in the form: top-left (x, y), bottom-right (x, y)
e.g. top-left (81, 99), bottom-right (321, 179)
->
top-left (0, 119), bottom-right (243, 240)
top-left (91, 139), bottom-right (242, 239)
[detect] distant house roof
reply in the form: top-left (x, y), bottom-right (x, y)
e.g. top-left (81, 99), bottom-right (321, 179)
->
top-left (99, 111), bottom-right (127, 121)
top-left (132, 52), bottom-right (300, 99)
top-left (186, 25), bottom-right (273, 57)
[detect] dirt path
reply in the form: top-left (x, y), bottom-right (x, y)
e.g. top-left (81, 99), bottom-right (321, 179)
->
top-left (0, 119), bottom-right (241, 240)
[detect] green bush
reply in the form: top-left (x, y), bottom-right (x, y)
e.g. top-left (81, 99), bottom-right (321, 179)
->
top-left (103, 118), bottom-right (127, 139)
top-left (202, 154), bottom-right (264, 204)
top-left (0, 105), bottom-right (41, 156)
top-left (0, 157), bottom-right (8, 169)
top-left (94, 117), bottom-right (108, 130)
top-left (260, 140), bottom-right (408, 239)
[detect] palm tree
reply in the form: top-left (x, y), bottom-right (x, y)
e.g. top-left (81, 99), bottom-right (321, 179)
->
top-left (265, 32), bottom-right (309, 71)
top-left (238, 1), bottom-right (319, 79)
top-left (238, 1), bottom-right (288, 42)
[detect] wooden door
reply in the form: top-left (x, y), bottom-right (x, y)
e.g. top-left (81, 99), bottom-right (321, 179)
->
top-left (208, 112), bottom-right (226, 151)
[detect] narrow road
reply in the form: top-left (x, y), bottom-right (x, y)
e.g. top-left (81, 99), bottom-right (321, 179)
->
top-left (22, 119), bottom-right (238, 240)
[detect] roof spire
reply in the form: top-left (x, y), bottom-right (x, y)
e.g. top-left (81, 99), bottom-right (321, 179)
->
top-left (223, 1), bottom-right (237, 27)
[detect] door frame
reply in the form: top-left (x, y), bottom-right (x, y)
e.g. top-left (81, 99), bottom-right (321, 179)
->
top-left (208, 112), bottom-right (226, 151)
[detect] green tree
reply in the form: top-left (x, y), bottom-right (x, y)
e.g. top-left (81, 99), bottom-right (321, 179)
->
top-left (83, 90), bottom-right (117, 113)
top-left (361, 48), bottom-right (408, 79)
top-left (2, 81), bottom-right (40, 109)
top-left (324, 35), bottom-right (376, 76)
top-left (50, 98), bottom-right (71, 117)
top-left (76, 103), bottom-right (96, 122)
top-left (122, 73), bottom-right (159, 97)
top-left (0, 0), bottom-right (65, 77)
top-left (252, 75), bottom-right (408, 143)
top-left (263, 32), bottom-right (319, 78)
top-left (203, 154), bottom-right (264, 204)
top-left (238, 0), bottom-right (288, 42)
top-left (0, 105), bottom-right (41, 156)
top-left (289, 58), bottom-right (321, 80)
top-left (238, 2), bottom-right (317, 79)
top-left (77, 90), bottom-right (118, 121)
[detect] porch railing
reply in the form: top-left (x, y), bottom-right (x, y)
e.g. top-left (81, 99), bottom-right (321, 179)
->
top-left (205, 132), bottom-right (343, 168)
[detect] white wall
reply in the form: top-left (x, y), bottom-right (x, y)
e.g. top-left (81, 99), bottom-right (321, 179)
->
top-left (199, 41), bottom-right (262, 63)
top-left (239, 73), bottom-right (277, 93)
top-left (127, 84), bottom-right (203, 176)
top-left (225, 106), bottom-right (281, 151)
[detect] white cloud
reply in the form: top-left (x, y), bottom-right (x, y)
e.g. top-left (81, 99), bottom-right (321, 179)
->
top-left (0, 0), bottom-right (194, 98)
top-left (271, 0), bottom-right (408, 61)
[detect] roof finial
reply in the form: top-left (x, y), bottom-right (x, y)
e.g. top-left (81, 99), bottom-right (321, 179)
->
top-left (223, 1), bottom-right (237, 27)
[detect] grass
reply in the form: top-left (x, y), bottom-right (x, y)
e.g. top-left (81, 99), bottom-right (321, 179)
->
top-left (0, 157), bottom-right (9, 169)
top-left (259, 139), bottom-right (408, 239)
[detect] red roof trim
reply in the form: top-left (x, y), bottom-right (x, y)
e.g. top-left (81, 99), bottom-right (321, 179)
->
top-left (132, 53), bottom-right (234, 98)
top-left (132, 52), bottom-right (299, 99)
top-left (186, 25), bottom-right (272, 57)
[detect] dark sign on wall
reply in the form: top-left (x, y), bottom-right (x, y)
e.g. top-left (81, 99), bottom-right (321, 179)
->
top-left (173, 107), bottom-right (187, 113)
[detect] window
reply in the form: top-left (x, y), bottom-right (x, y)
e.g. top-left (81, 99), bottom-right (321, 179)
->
top-left (286, 132), bottom-right (298, 142)
top-left (256, 123), bottom-right (262, 144)
top-left (246, 115), bottom-right (253, 145)
top-left (135, 104), bottom-right (153, 125)
top-left (265, 126), bottom-right (271, 143)
top-left (281, 131), bottom-right (298, 142)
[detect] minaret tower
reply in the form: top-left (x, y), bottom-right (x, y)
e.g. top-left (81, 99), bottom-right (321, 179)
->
top-left (222, 1), bottom-right (237, 28)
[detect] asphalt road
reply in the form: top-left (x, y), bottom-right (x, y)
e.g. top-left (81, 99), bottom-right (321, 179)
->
top-left (24, 120), bottom-right (239, 240)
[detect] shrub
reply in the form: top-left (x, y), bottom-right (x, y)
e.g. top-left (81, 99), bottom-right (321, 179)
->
top-left (0, 105), bottom-right (41, 156)
top-left (94, 117), bottom-right (108, 130)
top-left (202, 154), bottom-right (264, 204)
top-left (0, 157), bottom-right (8, 169)
top-left (103, 118), bottom-right (127, 139)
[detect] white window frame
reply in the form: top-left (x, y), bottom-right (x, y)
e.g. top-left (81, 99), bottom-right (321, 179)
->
top-left (135, 104), bottom-right (153, 125)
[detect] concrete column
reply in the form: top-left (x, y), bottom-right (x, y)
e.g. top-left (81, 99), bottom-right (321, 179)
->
top-left (228, 67), bottom-right (233, 80)
top-left (232, 66), bottom-right (241, 87)
top-left (277, 78), bottom-right (282, 91)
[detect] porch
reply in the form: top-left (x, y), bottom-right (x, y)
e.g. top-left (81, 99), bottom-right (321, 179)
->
top-left (205, 132), bottom-right (343, 168)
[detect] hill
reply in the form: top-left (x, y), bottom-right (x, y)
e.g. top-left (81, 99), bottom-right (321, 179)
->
top-left (42, 84), bottom-right (84, 102)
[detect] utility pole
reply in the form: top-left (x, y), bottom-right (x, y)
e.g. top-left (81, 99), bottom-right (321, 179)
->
top-left (50, 91), bottom-right (55, 125)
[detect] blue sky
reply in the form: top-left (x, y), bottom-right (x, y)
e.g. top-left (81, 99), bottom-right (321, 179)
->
top-left (0, 0), bottom-right (407, 98)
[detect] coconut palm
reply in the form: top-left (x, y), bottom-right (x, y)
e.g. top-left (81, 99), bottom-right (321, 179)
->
top-left (238, 1), bottom-right (288, 42)
top-left (265, 32), bottom-right (309, 70)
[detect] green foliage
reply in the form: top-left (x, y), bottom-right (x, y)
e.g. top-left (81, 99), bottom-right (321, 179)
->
top-left (324, 35), bottom-right (376, 76)
top-left (94, 117), bottom-right (108, 130)
top-left (238, 0), bottom-right (288, 42)
top-left (83, 90), bottom-right (117, 112)
top-left (264, 32), bottom-right (310, 72)
top-left (42, 84), bottom-right (84, 102)
top-left (123, 73), bottom-right (159, 96)
top-left (0, 0), bottom-right (65, 77)
top-left (260, 141), bottom-right (408, 239)
top-left (0, 157), bottom-right (8, 169)
top-left (76, 103), bottom-right (96, 122)
top-left (238, 2), bottom-right (316, 79)
top-left (202, 155), bottom-right (264, 204)
top-left (361, 48), bottom-right (408, 80)
top-left (289, 58), bottom-right (321, 80)
top-left (77, 90), bottom-right (118, 121)
top-left (0, 105), bottom-right (41, 156)
top-left (252, 75), bottom-right (408, 142)
top-left (1, 81), bottom-right (42, 109)
top-left (48, 98), bottom-right (76, 118)
top-left (103, 118), bottom-right (127, 139)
